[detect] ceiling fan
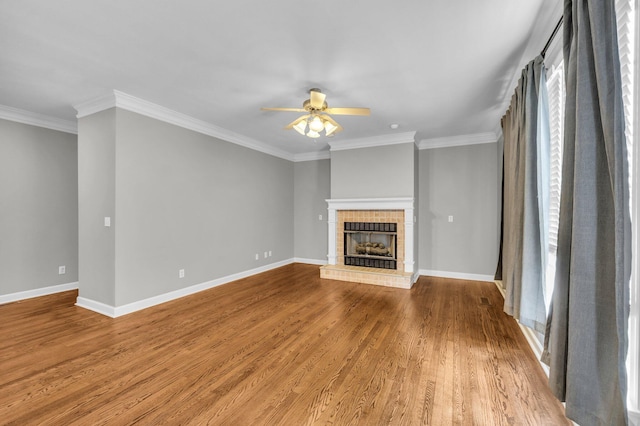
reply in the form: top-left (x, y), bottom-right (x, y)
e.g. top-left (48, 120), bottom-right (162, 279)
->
top-left (261, 88), bottom-right (370, 138)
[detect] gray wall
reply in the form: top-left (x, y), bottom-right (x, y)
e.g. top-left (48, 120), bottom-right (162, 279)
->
top-left (331, 143), bottom-right (415, 198)
top-left (0, 119), bottom-right (78, 295)
top-left (79, 109), bottom-right (294, 307)
top-left (418, 143), bottom-right (498, 276)
top-left (293, 159), bottom-right (330, 262)
top-left (3, 105), bottom-right (499, 306)
top-left (78, 109), bottom-right (117, 305)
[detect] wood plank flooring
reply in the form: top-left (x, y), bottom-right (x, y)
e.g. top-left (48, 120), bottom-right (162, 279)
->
top-left (0, 263), bottom-right (570, 425)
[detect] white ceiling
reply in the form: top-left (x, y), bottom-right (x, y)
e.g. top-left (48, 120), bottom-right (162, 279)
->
top-left (0, 0), bottom-right (561, 157)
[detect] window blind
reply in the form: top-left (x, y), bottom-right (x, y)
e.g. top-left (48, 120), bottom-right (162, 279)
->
top-left (615, 0), bottom-right (638, 415)
top-left (546, 64), bottom-right (564, 256)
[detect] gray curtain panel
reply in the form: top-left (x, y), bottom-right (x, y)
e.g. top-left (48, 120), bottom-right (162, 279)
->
top-left (501, 55), bottom-right (550, 334)
top-left (541, 0), bottom-right (631, 424)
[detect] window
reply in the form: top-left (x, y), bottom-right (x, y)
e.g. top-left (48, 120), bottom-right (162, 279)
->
top-left (615, 0), bottom-right (638, 415)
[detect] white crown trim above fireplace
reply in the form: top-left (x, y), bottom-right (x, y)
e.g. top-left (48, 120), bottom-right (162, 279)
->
top-left (326, 198), bottom-right (415, 274)
top-left (326, 198), bottom-right (414, 210)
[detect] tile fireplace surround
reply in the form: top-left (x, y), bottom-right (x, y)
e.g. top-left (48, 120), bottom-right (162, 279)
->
top-left (320, 198), bottom-right (417, 289)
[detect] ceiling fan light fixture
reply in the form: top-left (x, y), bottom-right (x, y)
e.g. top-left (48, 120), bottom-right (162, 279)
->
top-left (263, 89), bottom-right (368, 139)
top-left (324, 121), bottom-right (338, 136)
top-left (293, 120), bottom-right (307, 135)
top-left (308, 116), bottom-right (324, 132)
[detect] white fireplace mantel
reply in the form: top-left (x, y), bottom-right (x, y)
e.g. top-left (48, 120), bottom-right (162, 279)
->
top-left (326, 198), bottom-right (415, 273)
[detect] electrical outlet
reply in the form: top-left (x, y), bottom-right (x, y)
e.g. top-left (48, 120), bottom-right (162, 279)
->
top-left (448, 215), bottom-right (454, 223)
top-left (268, 250), bottom-right (272, 257)
top-left (179, 269), bottom-right (185, 278)
top-left (58, 265), bottom-right (66, 275)
top-left (104, 217), bottom-right (111, 227)
top-left (264, 251), bottom-right (268, 258)
top-left (318, 214), bottom-right (323, 220)
top-left (255, 253), bottom-right (259, 260)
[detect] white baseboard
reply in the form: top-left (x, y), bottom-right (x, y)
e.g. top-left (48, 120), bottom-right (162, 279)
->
top-left (76, 259), bottom-right (295, 318)
top-left (518, 321), bottom-right (549, 375)
top-left (419, 269), bottom-right (494, 282)
top-left (293, 258), bottom-right (327, 266)
top-left (630, 409), bottom-right (640, 426)
top-left (0, 281), bottom-right (79, 305)
top-left (493, 280), bottom-right (549, 375)
top-left (75, 296), bottom-right (116, 317)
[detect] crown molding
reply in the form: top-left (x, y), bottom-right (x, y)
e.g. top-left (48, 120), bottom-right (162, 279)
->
top-left (74, 90), bottom-right (294, 161)
top-left (293, 150), bottom-right (331, 162)
top-left (328, 131), bottom-right (417, 152)
top-left (418, 132), bottom-right (497, 150)
top-left (73, 92), bottom-right (116, 118)
top-left (494, 123), bottom-right (503, 141)
top-left (0, 104), bottom-right (77, 134)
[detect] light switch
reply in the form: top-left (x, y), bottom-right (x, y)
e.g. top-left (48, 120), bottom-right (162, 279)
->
top-left (448, 215), bottom-right (454, 223)
top-left (318, 214), bottom-right (323, 220)
top-left (104, 217), bottom-right (111, 227)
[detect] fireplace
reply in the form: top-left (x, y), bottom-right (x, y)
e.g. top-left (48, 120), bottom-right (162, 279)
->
top-left (344, 222), bottom-right (397, 269)
top-left (320, 198), bottom-right (416, 289)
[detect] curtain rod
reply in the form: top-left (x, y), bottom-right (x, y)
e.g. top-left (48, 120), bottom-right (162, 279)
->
top-left (541, 16), bottom-right (564, 58)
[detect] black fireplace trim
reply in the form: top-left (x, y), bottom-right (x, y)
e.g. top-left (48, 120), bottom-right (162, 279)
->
top-left (343, 222), bottom-right (398, 270)
top-left (344, 256), bottom-right (397, 270)
top-left (344, 222), bottom-right (397, 232)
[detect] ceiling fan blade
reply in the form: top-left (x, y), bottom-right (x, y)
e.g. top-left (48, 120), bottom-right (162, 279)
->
top-left (320, 113), bottom-right (340, 127)
top-left (284, 115), bottom-right (310, 129)
top-left (261, 107), bottom-right (307, 112)
top-left (309, 90), bottom-right (327, 109)
top-left (328, 122), bottom-right (344, 135)
top-left (324, 107), bottom-right (371, 116)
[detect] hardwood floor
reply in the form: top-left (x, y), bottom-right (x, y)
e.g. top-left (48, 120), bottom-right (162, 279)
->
top-left (0, 264), bottom-right (569, 425)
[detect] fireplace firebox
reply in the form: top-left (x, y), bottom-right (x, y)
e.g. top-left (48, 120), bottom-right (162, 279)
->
top-left (344, 222), bottom-right (397, 270)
